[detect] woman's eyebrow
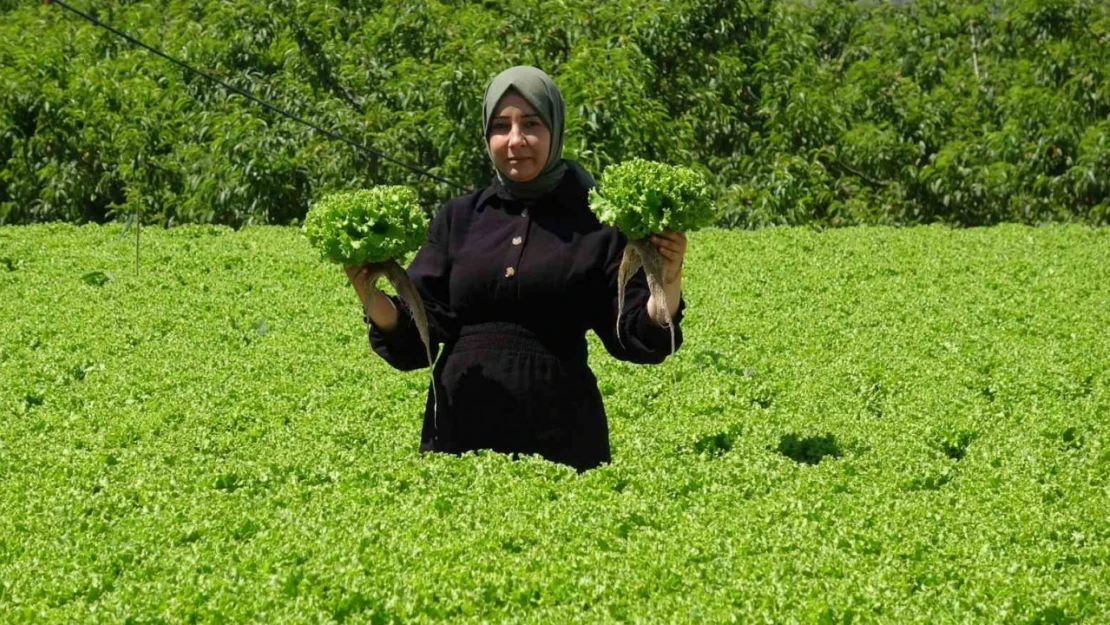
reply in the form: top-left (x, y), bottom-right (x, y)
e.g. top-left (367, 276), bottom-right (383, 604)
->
top-left (493, 113), bottom-right (542, 120)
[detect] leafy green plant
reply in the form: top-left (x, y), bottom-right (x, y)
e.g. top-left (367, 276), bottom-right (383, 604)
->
top-left (303, 186), bottom-right (435, 401)
top-left (589, 158), bottom-right (714, 353)
top-left (302, 187), bottom-right (426, 266)
top-left (1, 223), bottom-right (1108, 622)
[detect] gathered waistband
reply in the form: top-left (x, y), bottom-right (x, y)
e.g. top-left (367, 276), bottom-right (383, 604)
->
top-left (453, 322), bottom-right (587, 362)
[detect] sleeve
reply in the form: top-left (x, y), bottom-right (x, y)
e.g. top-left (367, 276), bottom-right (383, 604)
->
top-left (367, 205), bottom-right (459, 371)
top-left (590, 229), bottom-right (686, 365)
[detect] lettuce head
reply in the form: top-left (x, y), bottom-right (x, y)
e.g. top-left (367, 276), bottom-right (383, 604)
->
top-left (588, 159), bottom-right (715, 240)
top-left (303, 186), bottom-right (427, 265)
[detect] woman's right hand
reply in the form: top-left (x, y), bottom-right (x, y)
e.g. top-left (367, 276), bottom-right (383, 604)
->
top-left (344, 262), bottom-right (388, 299)
top-left (344, 262), bottom-right (400, 331)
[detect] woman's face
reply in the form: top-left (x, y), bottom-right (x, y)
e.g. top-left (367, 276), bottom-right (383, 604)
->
top-left (487, 92), bottom-right (551, 182)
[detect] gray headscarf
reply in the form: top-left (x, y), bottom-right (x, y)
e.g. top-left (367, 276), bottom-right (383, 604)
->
top-left (482, 66), bottom-right (594, 201)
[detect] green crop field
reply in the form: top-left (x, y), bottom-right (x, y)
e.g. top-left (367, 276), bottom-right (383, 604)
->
top-left (1, 224), bottom-right (1107, 623)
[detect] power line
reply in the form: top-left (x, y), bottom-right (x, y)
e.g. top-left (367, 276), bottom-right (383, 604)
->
top-left (43, 0), bottom-right (472, 192)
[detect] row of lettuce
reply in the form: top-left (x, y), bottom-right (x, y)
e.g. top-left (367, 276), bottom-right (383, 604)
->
top-left (2, 224), bottom-right (1106, 621)
top-left (1, 0), bottom-right (1108, 228)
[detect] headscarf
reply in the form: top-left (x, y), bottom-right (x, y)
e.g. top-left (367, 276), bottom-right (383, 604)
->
top-left (481, 66), bottom-right (595, 201)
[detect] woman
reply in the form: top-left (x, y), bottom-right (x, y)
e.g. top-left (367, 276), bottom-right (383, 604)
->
top-left (345, 66), bottom-right (688, 471)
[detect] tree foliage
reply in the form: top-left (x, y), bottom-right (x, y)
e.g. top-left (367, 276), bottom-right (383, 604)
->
top-left (0, 0), bottom-right (1107, 227)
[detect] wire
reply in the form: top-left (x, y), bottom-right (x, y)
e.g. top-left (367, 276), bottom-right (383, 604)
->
top-left (44, 0), bottom-right (472, 192)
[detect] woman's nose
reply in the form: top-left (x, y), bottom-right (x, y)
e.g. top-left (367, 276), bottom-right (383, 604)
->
top-left (507, 124), bottom-right (526, 147)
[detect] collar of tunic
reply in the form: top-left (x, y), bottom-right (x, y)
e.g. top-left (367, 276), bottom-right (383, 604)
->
top-left (476, 172), bottom-right (590, 216)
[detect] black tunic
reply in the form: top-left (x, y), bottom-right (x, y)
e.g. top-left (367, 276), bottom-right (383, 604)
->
top-left (368, 172), bottom-right (685, 471)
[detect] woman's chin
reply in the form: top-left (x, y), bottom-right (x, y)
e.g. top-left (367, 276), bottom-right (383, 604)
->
top-left (505, 167), bottom-right (539, 182)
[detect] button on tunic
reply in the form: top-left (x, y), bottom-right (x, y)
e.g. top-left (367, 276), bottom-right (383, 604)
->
top-left (368, 172), bottom-right (685, 471)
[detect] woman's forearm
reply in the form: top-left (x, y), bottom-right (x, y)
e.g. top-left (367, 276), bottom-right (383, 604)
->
top-left (360, 286), bottom-right (400, 331)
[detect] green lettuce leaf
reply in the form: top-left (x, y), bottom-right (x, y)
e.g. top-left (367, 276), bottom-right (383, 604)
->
top-left (589, 159), bottom-right (715, 240)
top-left (302, 187), bottom-right (427, 265)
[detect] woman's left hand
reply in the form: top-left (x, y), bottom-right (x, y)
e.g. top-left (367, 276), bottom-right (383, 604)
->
top-left (651, 230), bottom-right (687, 284)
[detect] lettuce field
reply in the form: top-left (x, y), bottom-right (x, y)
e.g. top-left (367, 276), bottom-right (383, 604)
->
top-left (1, 224), bottom-right (1108, 622)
